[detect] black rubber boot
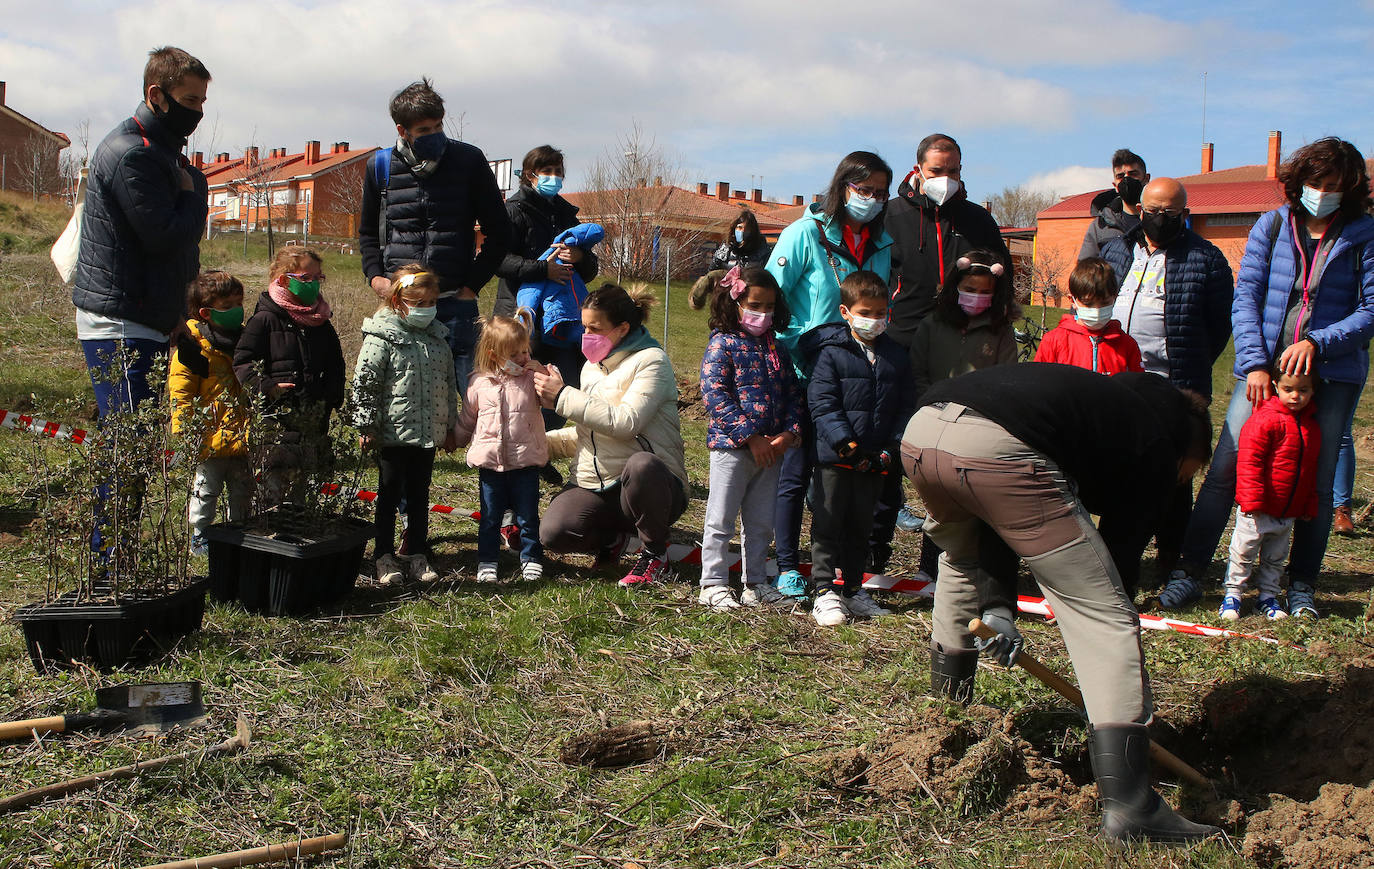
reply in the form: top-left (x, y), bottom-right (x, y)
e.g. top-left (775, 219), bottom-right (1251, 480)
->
top-left (1088, 724), bottom-right (1220, 845)
top-left (929, 645), bottom-right (978, 703)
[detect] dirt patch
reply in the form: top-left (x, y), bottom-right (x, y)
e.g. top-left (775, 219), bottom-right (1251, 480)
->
top-left (817, 704), bottom-right (1094, 820)
top-left (677, 378), bottom-right (708, 421)
top-left (1199, 665), bottom-right (1374, 801)
top-left (1244, 783), bottom-right (1374, 868)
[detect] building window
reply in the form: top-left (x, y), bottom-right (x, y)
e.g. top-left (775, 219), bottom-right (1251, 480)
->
top-left (1203, 213), bottom-right (1256, 228)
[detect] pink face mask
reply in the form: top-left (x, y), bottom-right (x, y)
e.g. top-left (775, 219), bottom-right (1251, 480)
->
top-left (739, 307), bottom-right (773, 336)
top-left (582, 331), bottom-right (617, 364)
top-left (958, 291), bottom-right (993, 316)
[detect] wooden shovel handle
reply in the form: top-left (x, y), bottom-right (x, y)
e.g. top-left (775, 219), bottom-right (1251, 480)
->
top-left (0, 716), bottom-right (67, 741)
top-left (967, 618), bottom-right (1212, 790)
top-left (134, 833), bottom-right (348, 869)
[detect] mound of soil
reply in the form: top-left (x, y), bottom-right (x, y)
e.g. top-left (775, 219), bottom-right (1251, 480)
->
top-left (1244, 783), bottom-right (1374, 869)
top-left (677, 378), bottom-right (708, 421)
top-left (817, 704), bottom-right (1094, 820)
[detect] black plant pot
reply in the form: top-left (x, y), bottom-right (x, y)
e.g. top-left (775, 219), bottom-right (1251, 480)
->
top-left (13, 580), bottom-right (209, 675)
top-left (203, 506), bottom-right (372, 616)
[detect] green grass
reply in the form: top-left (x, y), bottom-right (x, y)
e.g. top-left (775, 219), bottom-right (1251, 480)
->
top-left (0, 191), bottom-right (1371, 867)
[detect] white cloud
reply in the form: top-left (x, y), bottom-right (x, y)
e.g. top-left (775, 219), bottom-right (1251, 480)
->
top-left (1023, 165), bottom-right (1110, 199)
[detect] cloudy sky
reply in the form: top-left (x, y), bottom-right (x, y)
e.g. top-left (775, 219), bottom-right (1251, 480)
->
top-left (4, 0), bottom-right (1373, 207)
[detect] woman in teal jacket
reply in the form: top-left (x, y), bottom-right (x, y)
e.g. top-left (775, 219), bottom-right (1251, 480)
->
top-left (766, 151), bottom-right (895, 598)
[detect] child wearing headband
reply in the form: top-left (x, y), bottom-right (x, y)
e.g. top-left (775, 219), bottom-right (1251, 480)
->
top-left (908, 248), bottom-right (1019, 584)
top-left (697, 266), bottom-right (803, 610)
top-left (353, 265), bottom-right (458, 586)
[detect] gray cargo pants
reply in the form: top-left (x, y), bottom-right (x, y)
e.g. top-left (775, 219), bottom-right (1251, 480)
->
top-left (901, 402), bottom-right (1151, 726)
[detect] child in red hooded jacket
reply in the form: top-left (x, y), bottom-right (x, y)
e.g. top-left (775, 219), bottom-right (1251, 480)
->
top-left (1034, 258), bottom-right (1143, 374)
top-left (1221, 366), bottom-right (1321, 621)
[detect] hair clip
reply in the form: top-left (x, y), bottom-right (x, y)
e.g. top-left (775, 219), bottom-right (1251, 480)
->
top-left (396, 271), bottom-right (430, 289)
top-left (956, 257), bottom-right (1004, 277)
top-left (718, 265), bottom-right (748, 300)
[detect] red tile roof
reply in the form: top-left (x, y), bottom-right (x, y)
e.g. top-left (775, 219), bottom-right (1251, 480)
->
top-left (563, 185), bottom-right (799, 231)
top-left (202, 147), bottom-right (377, 187)
top-left (1040, 179), bottom-right (1285, 219)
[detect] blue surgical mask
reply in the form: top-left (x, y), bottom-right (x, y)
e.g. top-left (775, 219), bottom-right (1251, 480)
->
top-left (1301, 185), bottom-right (1342, 219)
top-left (845, 193), bottom-right (882, 224)
top-left (403, 305), bottom-right (437, 329)
top-left (535, 174), bottom-right (563, 198)
top-left (411, 131), bottom-right (447, 162)
top-left (734, 228), bottom-right (744, 243)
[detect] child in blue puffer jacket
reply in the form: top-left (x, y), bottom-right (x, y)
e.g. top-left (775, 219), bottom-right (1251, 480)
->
top-left (697, 267), bottom-right (803, 611)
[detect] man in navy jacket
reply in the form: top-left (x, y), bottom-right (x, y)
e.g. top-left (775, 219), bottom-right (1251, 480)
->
top-left (72, 46), bottom-right (210, 418)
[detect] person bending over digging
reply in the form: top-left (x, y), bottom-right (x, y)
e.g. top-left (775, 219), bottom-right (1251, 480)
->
top-left (901, 363), bottom-right (1219, 845)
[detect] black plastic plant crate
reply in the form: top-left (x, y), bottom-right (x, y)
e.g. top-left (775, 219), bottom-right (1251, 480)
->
top-left (203, 507), bottom-right (372, 616)
top-left (13, 580), bottom-right (208, 674)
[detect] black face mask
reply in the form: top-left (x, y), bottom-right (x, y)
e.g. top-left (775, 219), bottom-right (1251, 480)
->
top-left (1141, 211), bottom-right (1185, 248)
top-left (153, 90), bottom-right (203, 139)
top-left (1116, 176), bottom-right (1144, 207)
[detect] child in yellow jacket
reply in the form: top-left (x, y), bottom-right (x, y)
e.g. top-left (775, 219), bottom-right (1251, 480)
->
top-left (170, 271), bottom-right (253, 553)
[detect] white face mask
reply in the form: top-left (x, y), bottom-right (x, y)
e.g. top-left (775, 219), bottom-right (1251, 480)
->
top-left (502, 359), bottom-right (526, 377)
top-left (1075, 304), bottom-right (1115, 330)
top-left (403, 305), bottom-right (437, 329)
top-left (1300, 185), bottom-right (1342, 219)
top-left (849, 314), bottom-right (887, 341)
top-left (921, 175), bottom-right (963, 207)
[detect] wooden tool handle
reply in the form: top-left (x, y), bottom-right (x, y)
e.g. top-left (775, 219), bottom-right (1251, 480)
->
top-left (967, 618), bottom-right (1212, 790)
top-left (0, 716), bottom-right (66, 741)
top-left (134, 833), bottom-right (348, 869)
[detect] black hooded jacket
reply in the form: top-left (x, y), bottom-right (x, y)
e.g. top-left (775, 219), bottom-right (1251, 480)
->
top-left (493, 185), bottom-right (599, 317)
top-left (884, 176), bottom-right (1010, 349)
top-left (1079, 189), bottom-right (1141, 260)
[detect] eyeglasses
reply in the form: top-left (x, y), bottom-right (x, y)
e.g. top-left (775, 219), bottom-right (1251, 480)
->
top-left (287, 272), bottom-right (326, 282)
top-left (1140, 208), bottom-right (1184, 218)
top-left (848, 183), bottom-right (889, 201)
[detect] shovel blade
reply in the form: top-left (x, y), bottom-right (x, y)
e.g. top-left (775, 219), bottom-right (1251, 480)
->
top-left (93, 682), bottom-right (207, 733)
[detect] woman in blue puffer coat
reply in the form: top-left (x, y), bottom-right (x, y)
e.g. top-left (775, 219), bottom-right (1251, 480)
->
top-left (1167, 138), bottom-right (1374, 618)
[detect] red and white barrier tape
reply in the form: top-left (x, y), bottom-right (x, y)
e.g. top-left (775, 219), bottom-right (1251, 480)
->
top-left (3, 408), bottom-right (1299, 649)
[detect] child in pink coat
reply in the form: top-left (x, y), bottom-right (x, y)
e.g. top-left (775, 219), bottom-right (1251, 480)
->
top-left (453, 313), bottom-right (549, 583)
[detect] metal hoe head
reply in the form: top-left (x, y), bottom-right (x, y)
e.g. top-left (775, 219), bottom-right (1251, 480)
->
top-left (93, 682), bottom-right (207, 733)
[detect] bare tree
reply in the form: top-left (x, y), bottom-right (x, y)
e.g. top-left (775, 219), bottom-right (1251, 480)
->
top-left (58, 119), bottom-right (91, 207)
top-left (12, 133), bottom-right (66, 202)
top-left (580, 124), bottom-right (712, 281)
top-left (319, 167), bottom-right (364, 239)
top-left (988, 184), bottom-right (1059, 228)
top-left (230, 142), bottom-right (283, 259)
top-left (1014, 243), bottom-right (1073, 327)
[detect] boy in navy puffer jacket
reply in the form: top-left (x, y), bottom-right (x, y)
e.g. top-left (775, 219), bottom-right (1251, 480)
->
top-left (1221, 366), bottom-right (1321, 621)
top-left (804, 271), bottom-right (917, 626)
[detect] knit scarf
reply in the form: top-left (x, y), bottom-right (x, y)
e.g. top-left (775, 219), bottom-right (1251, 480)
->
top-left (268, 280), bottom-right (332, 327)
top-left (394, 136), bottom-right (441, 179)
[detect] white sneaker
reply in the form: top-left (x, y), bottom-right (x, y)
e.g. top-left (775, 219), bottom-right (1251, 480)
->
top-left (848, 589), bottom-right (891, 620)
top-left (522, 560), bottom-right (544, 581)
top-left (812, 591), bottom-right (850, 627)
top-left (699, 585), bottom-right (741, 611)
top-left (741, 583), bottom-right (789, 607)
top-left (476, 561), bottom-right (499, 583)
top-left (409, 554), bottom-right (439, 583)
top-left (376, 553), bottom-right (405, 586)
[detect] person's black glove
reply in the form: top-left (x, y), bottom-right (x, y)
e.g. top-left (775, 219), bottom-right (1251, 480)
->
top-left (870, 448), bottom-right (894, 473)
top-left (975, 606), bottom-right (1023, 667)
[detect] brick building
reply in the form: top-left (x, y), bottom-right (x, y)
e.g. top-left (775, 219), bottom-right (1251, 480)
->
top-left (1032, 132), bottom-right (1297, 305)
top-left (199, 141), bottom-right (379, 239)
top-left (0, 82), bottom-right (69, 197)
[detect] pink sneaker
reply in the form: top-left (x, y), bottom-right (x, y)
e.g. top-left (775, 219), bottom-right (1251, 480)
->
top-left (619, 551), bottom-right (667, 587)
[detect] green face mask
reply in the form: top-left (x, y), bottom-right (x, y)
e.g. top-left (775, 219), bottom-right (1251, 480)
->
top-left (287, 276), bottom-right (321, 305)
top-left (208, 306), bottom-right (244, 330)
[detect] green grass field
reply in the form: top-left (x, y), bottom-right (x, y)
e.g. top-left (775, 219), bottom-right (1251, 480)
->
top-left (1, 191), bottom-right (1372, 868)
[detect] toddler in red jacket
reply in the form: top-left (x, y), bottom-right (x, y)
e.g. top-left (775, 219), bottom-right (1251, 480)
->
top-left (1221, 368), bottom-right (1321, 621)
top-left (1034, 257), bottom-right (1143, 374)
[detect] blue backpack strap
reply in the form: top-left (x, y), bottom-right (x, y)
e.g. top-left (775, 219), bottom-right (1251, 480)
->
top-left (372, 148), bottom-right (391, 190)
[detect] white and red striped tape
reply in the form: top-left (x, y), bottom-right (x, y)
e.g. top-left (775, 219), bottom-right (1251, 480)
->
top-left (2, 408), bottom-right (1300, 649)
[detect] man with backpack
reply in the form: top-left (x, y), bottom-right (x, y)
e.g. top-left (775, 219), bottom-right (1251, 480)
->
top-left (359, 79), bottom-right (511, 396)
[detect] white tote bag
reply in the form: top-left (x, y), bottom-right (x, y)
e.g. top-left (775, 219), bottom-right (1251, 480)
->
top-left (50, 168), bottom-right (87, 284)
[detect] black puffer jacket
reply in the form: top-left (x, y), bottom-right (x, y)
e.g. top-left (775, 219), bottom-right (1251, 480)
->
top-left (493, 185), bottom-right (599, 317)
top-left (233, 291), bottom-right (345, 412)
top-left (359, 139), bottom-right (512, 296)
top-left (803, 322), bottom-right (917, 465)
top-left (71, 103), bottom-right (208, 334)
top-left (708, 236), bottom-right (772, 272)
top-left (884, 177), bottom-right (1010, 349)
top-left (1078, 189), bottom-right (1140, 260)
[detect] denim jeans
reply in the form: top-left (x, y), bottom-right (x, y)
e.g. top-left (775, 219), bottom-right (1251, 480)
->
top-left (81, 338), bottom-right (168, 560)
top-left (437, 296), bottom-right (480, 400)
top-left (773, 421), bottom-right (815, 573)
top-left (1334, 429), bottom-right (1356, 508)
top-left (1183, 376), bottom-right (1367, 587)
top-left (478, 466), bottom-right (542, 563)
